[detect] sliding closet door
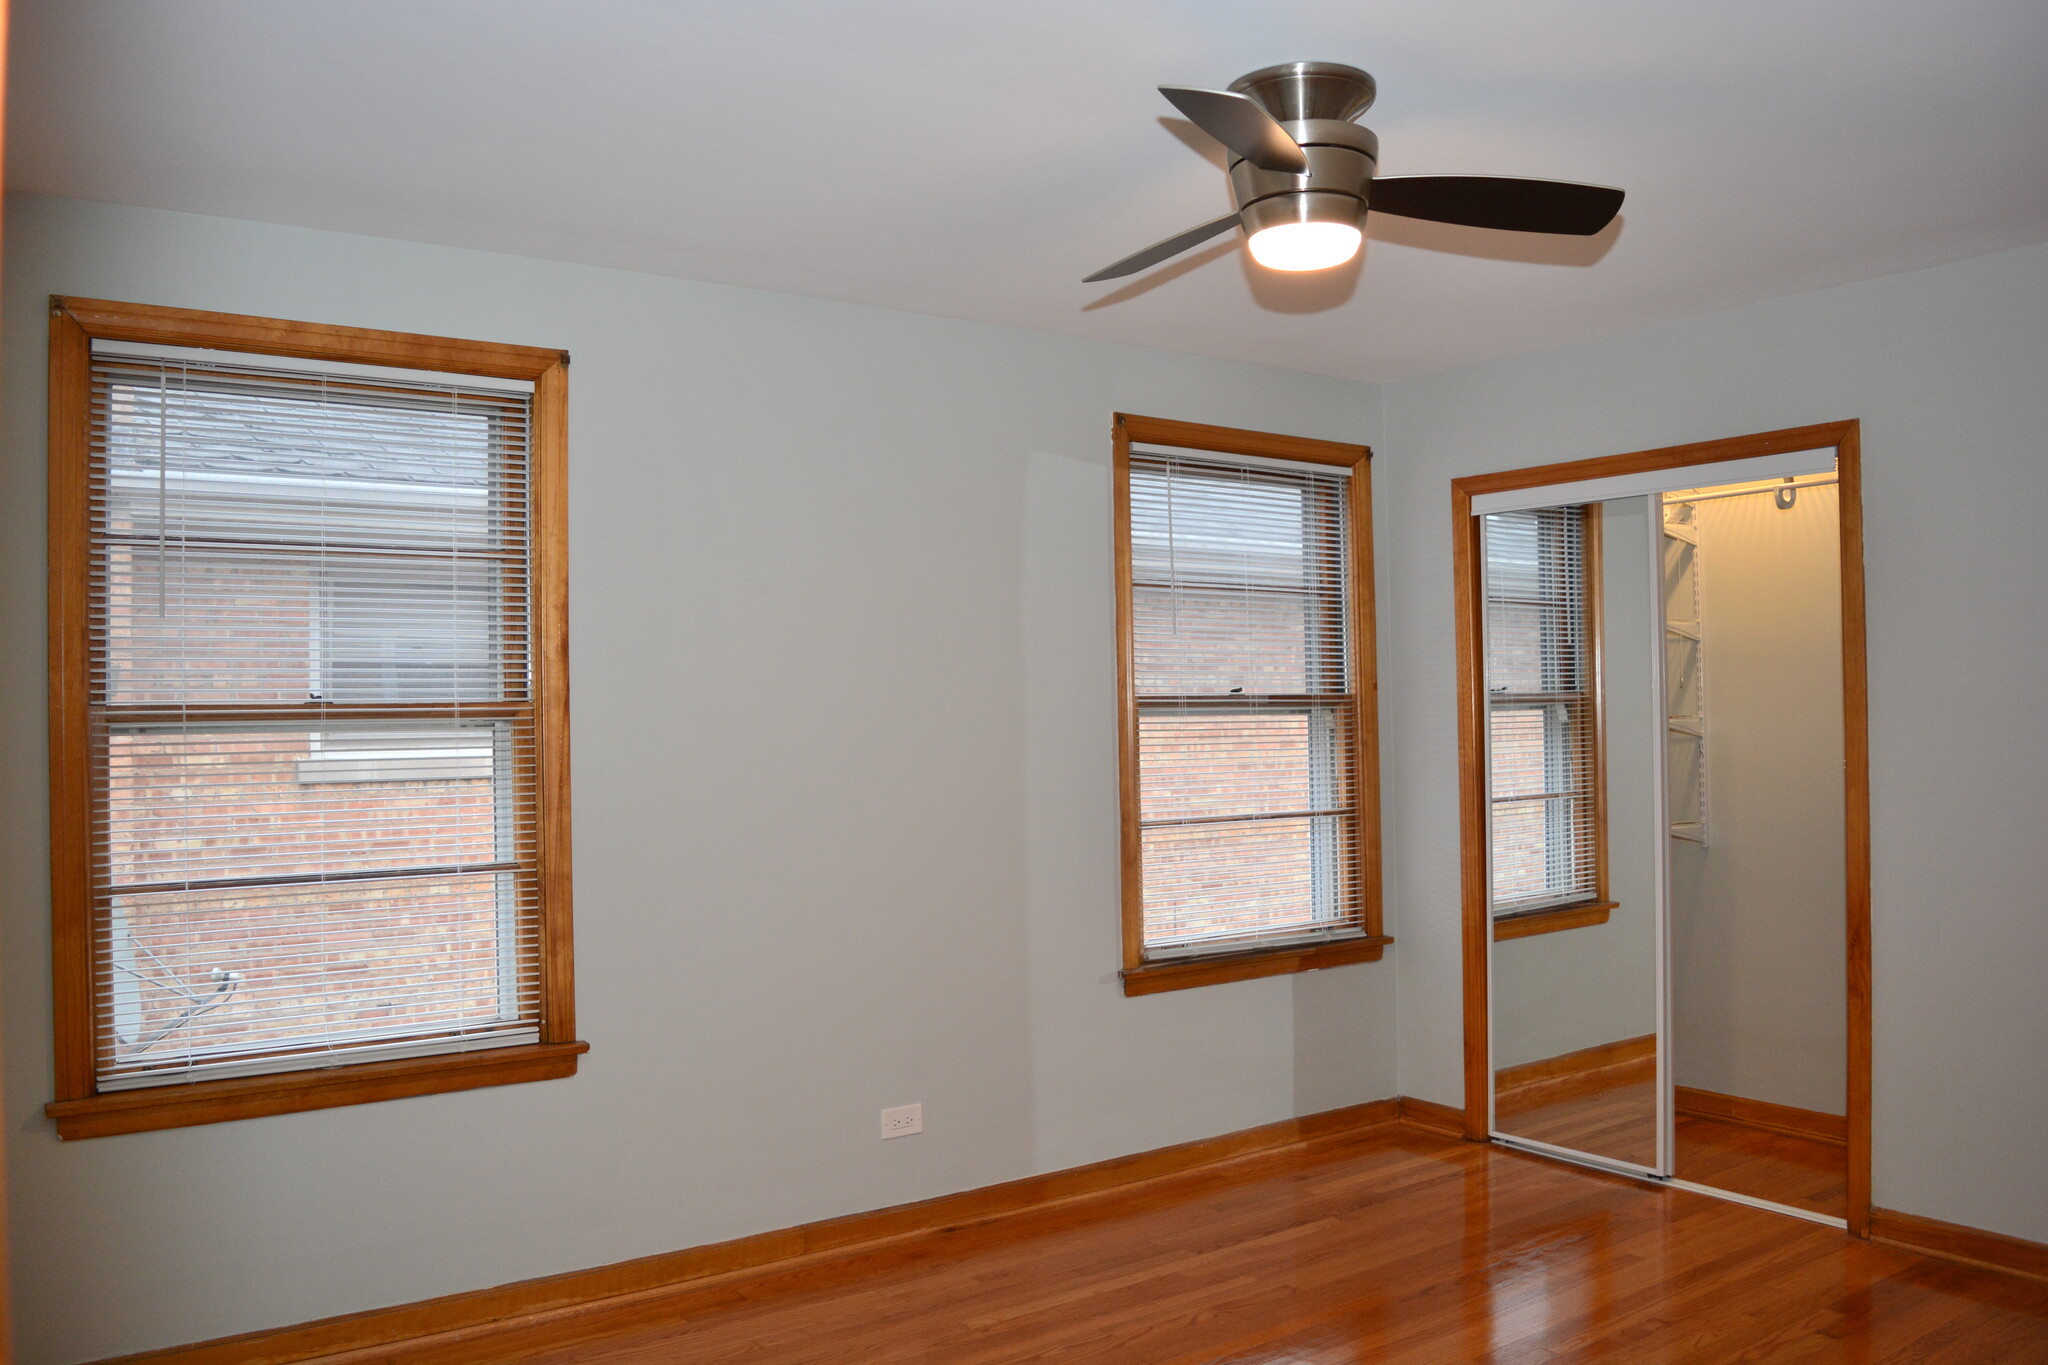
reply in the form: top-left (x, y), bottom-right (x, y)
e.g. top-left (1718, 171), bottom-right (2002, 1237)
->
top-left (1484, 495), bottom-right (1671, 1176)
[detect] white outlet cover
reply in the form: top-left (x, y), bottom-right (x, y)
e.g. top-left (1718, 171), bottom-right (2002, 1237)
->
top-left (880, 1103), bottom-right (923, 1139)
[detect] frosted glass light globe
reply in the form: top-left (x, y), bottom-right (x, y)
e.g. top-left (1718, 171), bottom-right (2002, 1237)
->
top-left (1246, 221), bottom-right (1363, 272)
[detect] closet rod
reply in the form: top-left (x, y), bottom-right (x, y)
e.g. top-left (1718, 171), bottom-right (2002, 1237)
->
top-left (1664, 475), bottom-right (1837, 506)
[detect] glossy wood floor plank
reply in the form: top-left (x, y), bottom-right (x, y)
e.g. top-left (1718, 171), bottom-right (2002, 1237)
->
top-left (1495, 1062), bottom-right (1849, 1217)
top-left (330, 1124), bottom-right (2048, 1364)
top-left (1679, 1113), bottom-right (1848, 1217)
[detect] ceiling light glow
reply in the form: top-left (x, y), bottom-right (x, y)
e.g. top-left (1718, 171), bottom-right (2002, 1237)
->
top-left (1246, 221), bottom-right (1362, 272)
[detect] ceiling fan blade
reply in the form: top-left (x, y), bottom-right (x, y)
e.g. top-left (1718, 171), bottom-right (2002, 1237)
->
top-left (1369, 176), bottom-right (1624, 235)
top-left (1158, 86), bottom-right (1308, 174)
top-left (1083, 212), bottom-right (1243, 283)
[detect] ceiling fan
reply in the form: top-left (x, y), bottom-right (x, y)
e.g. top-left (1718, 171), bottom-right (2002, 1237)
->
top-left (1085, 61), bottom-right (1624, 282)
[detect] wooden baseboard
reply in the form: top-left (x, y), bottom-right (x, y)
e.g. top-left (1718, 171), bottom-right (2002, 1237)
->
top-left (1494, 1034), bottom-right (1655, 1095)
top-left (108, 1093), bottom-right (1977, 1365)
top-left (101, 1097), bottom-right (1414, 1365)
top-left (1673, 1086), bottom-right (1847, 1146)
top-left (1871, 1207), bottom-right (2048, 1284)
top-left (1396, 1096), bottom-right (1468, 1138)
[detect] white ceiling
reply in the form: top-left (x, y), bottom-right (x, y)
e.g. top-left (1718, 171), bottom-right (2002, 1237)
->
top-left (11, 0), bottom-right (2048, 381)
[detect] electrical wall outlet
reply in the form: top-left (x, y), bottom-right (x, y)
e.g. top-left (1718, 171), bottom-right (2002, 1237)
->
top-left (880, 1103), bottom-right (923, 1139)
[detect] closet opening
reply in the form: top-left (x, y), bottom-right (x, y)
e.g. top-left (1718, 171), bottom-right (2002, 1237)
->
top-left (1451, 423), bottom-right (1871, 1234)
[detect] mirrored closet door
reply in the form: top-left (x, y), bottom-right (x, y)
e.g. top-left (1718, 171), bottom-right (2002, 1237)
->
top-left (1462, 437), bottom-right (1864, 1226)
top-left (1483, 494), bottom-right (1667, 1176)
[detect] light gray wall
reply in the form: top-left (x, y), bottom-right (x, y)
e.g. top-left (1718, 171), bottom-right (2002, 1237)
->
top-left (1671, 487), bottom-right (1847, 1114)
top-left (1382, 239), bottom-right (2048, 1244)
top-left (0, 194), bottom-right (1396, 1364)
top-left (1491, 497), bottom-right (1659, 1071)
top-left (7, 192), bottom-right (2047, 1361)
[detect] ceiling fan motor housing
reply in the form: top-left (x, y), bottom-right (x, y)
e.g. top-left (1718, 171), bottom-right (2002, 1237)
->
top-left (1226, 62), bottom-right (1380, 239)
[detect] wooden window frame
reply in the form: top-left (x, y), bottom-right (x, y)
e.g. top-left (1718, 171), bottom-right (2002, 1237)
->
top-left (1485, 504), bottom-right (1616, 941)
top-left (1113, 414), bottom-right (1389, 996)
top-left (44, 297), bottom-right (584, 1139)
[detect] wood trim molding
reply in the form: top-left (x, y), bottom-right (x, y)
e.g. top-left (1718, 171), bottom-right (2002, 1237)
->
top-left (1672, 1086), bottom-right (1846, 1146)
top-left (1395, 1096), bottom-right (1468, 1138)
top-left (1453, 482), bottom-right (1490, 1139)
top-left (1454, 422), bottom-right (1873, 1232)
top-left (50, 296), bottom-right (567, 380)
top-left (1120, 936), bottom-right (1391, 996)
top-left (1112, 417), bottom-right (1145, 975)
top-left (4, 31), bottom-right (19, 1362)
top-left (1347, 437), bottom-right (1388, 957)
top-left (1583, 501), bottom-right (1611, 911)
top-left (1111, 413), bottom-right (1386, 994)
top-left (95, 1097), bottom-right (1410, 1365)
top-left (1870, 1208), bottom-right (2048, 1285)
top-left (46, 302), bottom-right (95, 1103)
top-left (1450, 422), bottom-right (1857, 499)
top-left (1837, 425), bottom-right (1874, 1238)
top-left (44, 298), bottom-right (581, 1136)
top-left (46, 1044), bottom-right (588, 1141)
top-left (1493, 900), bottom-right (1616, 941)
top-left (1117, 412), bottom-right (1369, 467)
top-left (531, 359), bottom-right (577, 1044)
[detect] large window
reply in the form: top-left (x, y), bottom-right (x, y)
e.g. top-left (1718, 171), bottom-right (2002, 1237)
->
top-left (1114, 415), bottom-right (1385, 995)
top-left (46, 299), bottom-right (580, 1139)
top-left (1482, 504), bottom-right (1608, 932)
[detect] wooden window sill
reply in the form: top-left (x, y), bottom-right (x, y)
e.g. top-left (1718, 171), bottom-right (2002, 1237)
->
top-left (45, 1040), bottom-right (588, 1140)
top-left (1122, 936), bottom-right (1392, 996)
top-left (1493, 901), bottom-right (1616, 941)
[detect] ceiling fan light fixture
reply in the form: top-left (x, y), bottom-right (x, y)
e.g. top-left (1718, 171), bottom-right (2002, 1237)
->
top-left (1247, 220), bottom-right (1363, 272)
top-left (1240, 189), bottom-right (1366, 272)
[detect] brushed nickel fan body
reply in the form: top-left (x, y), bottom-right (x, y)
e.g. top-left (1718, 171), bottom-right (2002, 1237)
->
top-left (1085, 61), bottom-right (1624, 283)
top-left (1227, 62), bottom-right (1379, 242)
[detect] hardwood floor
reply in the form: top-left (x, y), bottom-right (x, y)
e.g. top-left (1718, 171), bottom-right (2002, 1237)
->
top-left (1495, 1060), bottom-right (1849, 1218)
top-left (1679, 1113), bottom-right (1848, 1218)
top-left (336, 1124), bottom-right (2048, 1364)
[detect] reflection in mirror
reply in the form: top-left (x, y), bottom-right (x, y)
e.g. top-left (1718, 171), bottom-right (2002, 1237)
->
top-left (1486, 496), bottom-right (1661, 1170)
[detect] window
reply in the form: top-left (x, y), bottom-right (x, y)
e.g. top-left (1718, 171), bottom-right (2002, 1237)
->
top-left (1113, 414), bottom-right (1386, 995)
top-left (1482, 504), bottom-right (1611, 935)
top-left (46, 298), bottom-right (580, 1139)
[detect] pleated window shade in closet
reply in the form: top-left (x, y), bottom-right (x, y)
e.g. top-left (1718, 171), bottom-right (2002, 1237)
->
top-left (1483, 504), bottom-right (1600, 915)
top-left (1127, 449), bottom-right (1366, 957)
top-left (85, 344), bottom-right (542, 1090)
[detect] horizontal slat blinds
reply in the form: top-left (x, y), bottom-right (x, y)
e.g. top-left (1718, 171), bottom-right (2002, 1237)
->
top-left (1129, 449), bottom-right (1364, 958)
top-left (88, 348), bottom-right (542, 1089)
top-left (1483, 505), bottom-right (1599, 915)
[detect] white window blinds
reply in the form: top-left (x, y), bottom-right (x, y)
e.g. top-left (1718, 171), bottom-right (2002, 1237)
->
top-left (1482, 505), bottom-right (1600, 915)
top-left (88, 346), bottom-right (543, 1089)
top-left (1128, 449), bottom-right (1366, 958)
